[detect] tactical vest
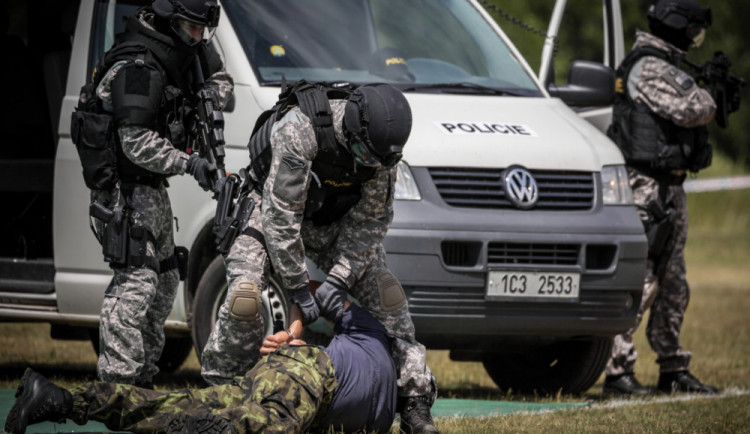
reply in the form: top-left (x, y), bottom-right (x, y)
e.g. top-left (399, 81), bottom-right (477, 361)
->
top-left (607, 45), bottom-right (710, 173)
top-left (247, 81), bottom-right (376, 226)
top-left (71, 12), bottom-right (214, 189)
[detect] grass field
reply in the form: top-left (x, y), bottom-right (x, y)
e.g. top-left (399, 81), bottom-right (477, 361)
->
top-left (1, 164), bottom-right (749, 432)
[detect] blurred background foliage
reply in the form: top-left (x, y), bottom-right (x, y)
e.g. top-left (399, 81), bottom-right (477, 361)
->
top-left (479, 0), bottom-right (750, 170)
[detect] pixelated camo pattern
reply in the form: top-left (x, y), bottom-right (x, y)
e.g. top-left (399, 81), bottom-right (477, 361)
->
top-left (97, 184), bottom-right (180, 386)
top-left (630, 31), bottom-right (716, 129)
top-left (203, 101), bottom-right (434, 396)
top-left (606, 168), bottom-right (692, 376)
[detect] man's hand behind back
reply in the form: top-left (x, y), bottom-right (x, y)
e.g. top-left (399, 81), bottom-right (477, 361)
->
top-left (260, 331), bottom-right (306, 355)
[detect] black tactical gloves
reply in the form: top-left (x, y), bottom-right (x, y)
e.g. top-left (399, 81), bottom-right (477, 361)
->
top-left (314, 276), bottom-right (348, 325)
top-left (186, 153), bottom-right (216, 191)
top-left (289, 284), bottom-right (320, 325)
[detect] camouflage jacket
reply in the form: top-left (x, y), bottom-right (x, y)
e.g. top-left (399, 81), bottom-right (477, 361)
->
top-left (262, 100), bottom-right (396, 290)
top-left (626, 30), bottom-right (716, 129)
top-left (96, 11), bottom-right (234, 176)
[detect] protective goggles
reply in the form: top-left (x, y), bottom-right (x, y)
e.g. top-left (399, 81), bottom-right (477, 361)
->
top-left (345, 92), bottom-right (403, 168)
top-left (170, 2), bottom-right (220, 46)
top-left (349, 137), bottom-right (381, 167)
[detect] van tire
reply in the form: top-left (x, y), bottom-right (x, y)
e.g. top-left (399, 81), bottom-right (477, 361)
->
top-left (481, 337), bottom-right (613, 395)
top-left (89, 330), bottom-right (192, 373)
top-left (191, 255), bottom-right (290, 361)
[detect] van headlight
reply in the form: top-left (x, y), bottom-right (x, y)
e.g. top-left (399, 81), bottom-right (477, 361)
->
top-left (394, 161), bottom-right (421, 201)
top-left (601, 165), bottom-right (633, 205)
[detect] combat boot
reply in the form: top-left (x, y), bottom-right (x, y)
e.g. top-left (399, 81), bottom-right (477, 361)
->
top-left (602, 374), bottom-right (652, 396)
top-left (165, 413), bottom-right (238, 434)
top-left (658, 370), bottom-right (718, 394)
top-left (4, 368), bottom-right (73, 434)
top-left (399, 395), bottom-right (439, 434)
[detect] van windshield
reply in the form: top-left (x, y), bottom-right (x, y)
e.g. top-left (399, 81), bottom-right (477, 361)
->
top-left (222, 0), bottom-right (542, 96)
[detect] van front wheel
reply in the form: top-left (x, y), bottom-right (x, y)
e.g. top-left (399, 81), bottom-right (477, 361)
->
top-left (191, 255), bottom-right (290, 360)
top-left (481, 337), bottom-right (613, 395)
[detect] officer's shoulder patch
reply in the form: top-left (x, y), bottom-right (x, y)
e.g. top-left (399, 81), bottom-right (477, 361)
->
top-left (281, 155), bottom-right (305, 170)
top-left (661, 67), bottom-right (695, 96)
top-left (120, 63), bottom-right (157, 96)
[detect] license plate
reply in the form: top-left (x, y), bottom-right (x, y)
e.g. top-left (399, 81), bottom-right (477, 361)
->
top-left (486, 271), bottom-right (580, 300)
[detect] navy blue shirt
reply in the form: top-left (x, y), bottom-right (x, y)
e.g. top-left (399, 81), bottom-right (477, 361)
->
top-left (318, 304), bottom-right (397, 433)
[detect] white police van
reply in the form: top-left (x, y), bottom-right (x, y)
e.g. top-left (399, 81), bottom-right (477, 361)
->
top-left (0, 0), bottom-right (645, 394)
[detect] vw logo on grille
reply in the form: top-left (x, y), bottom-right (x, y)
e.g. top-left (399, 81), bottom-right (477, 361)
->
top-left (503, 166), bottom-right (538, 209)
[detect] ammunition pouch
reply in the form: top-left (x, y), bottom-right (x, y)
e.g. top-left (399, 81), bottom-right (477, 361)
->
top-left (128, 219), bottom-right (150, 268)
top-left (645, 200), bottom-right (675, 259)
top-left (70, 101), bottom-right (117, 190)
top-left (100, 208), bottom-right (165, 274)
top-left (174, 246), bottom-right (189, 280)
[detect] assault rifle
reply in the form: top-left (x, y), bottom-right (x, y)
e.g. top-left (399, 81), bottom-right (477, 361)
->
top-left (682, 51), bottom-right (745, 129)
top-left (191, 56), bottom-right (227, 193)
top-left (191, 56), bottom-right (239, 235)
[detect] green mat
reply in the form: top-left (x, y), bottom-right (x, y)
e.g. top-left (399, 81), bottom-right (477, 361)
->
top-left (0, 389), bottom-right (587, 432)
top-left (432, 398), bottom-right (587, 418)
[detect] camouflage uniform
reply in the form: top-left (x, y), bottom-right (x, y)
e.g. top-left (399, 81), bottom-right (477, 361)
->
top-left (605, 31), bottom-right (716, 377)
top-left (70, 345), bottom-right (336, 433)
top-left (94, 11), bottom-right (234, 386)
top-left (202, 101), bottom-right (435, 399)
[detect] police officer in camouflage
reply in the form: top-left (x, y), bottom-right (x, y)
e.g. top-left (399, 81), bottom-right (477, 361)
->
top-left (4, 289), bottom-right (399, 434)
top-left (200, 83), bottom-right (439, 433)
top-left (603, 0), bottom-right (719, 396)
top-left (89, 0), bottom-right (233, 388)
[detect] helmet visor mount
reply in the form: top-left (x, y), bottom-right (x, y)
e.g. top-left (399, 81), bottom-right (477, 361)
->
top-left (652, 2), bottom-right (711, 29)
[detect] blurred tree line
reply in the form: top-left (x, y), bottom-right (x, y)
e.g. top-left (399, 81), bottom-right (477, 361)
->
top-left (480, 0), bottom-right (750, 169)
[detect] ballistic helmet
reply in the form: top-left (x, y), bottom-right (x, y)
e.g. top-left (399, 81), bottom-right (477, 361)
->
top-left (152, 0), bottom-right (220, 46)
top-left (647, 0), bottom-right (711, 50)
top-left (343, 84), bottom-right (412, 167)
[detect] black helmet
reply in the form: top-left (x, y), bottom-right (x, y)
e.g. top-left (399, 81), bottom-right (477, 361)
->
top-left (647, 0), bottom-right (711, 50)
top-left (152, 0), bottom-right (220, 46)
top-left (343, 84), bottom-right (412, 167)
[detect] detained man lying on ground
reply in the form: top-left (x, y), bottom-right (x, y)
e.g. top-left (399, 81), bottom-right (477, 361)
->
top-left (4, 284), bottom-right (398, 434)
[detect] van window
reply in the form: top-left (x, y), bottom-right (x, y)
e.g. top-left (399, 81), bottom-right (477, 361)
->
top-left (551, 0), bottom-right (606, 84)
top-left (88, 0), bottom-right (143, 79)
top-left (224, 0), bottom-right (541, 95)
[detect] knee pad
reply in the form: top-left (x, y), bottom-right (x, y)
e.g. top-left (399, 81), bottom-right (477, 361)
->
top-left (376, 271), bottom-right (406, 312)
top-left (228, 280), bottom-right (261, 321)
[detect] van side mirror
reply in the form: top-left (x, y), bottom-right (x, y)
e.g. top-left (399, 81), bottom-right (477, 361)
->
top-left (548, 60), bottom-right (615, 107)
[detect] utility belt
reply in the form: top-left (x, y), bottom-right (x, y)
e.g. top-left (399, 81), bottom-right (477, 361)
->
top-left (213, 168), bottom-right (266, 255)
top-left (118, 175), bottom-right (169, 188)
top-left (89, 192), bottom-right (187, 279)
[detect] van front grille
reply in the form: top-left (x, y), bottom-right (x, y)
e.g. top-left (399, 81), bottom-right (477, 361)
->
top-left (487, 242), bottom-right (580, 266)
top-left (429, 167), bottom-right (594, 210)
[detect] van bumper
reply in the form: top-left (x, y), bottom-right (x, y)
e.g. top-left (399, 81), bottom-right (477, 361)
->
top-left (385, 170), bottom-right (648, 351)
